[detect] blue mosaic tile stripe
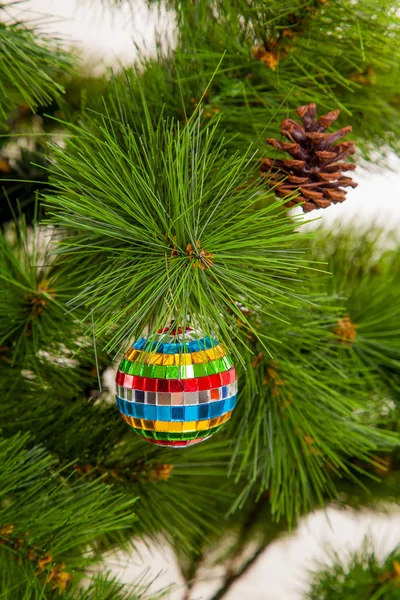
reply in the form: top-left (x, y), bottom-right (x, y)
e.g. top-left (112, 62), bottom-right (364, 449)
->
top-left (116, 394), bottom-right (237, 421)
top-left (132, 336), bottom-right (218, 354)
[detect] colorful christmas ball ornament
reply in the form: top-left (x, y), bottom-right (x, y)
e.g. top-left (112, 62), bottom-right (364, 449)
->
top-left (115, 326), bottom-right (238, 447)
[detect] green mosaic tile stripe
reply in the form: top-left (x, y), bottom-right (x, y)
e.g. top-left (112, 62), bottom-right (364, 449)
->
top-left (131, 422), bottom-right (226, 441)
top-left (118, 356), bottom-right (233, 379)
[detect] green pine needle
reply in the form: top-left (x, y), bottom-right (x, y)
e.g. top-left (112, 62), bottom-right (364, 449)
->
top-left (0, 11), bottom-right (74, 118)
top-left (0, 432), bottom-right (138, 595)
top-left (307, 544), bottom-right (400, 600)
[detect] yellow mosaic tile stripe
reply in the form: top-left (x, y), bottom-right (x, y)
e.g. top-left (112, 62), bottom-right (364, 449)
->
top-left (121, 410), bottom-right (232, 432)
top-left (124, 344), bottom-right (226, 365)
top-left (191, 345), bottom-right (226, 363)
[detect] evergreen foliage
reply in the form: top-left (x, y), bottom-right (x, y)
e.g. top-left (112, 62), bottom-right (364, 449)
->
top-left (44, 108), bottom-right (311, 357)
top-left (0, 0), bottom-right (400, 597)
top-left (125, 0), bottom-right (400, 158)
top-left (0, 5), bottom-right (74, 119)
top-left (0, 433), bottom-right (139, 597)
top-left (307, 545), bottom-right (400, 600)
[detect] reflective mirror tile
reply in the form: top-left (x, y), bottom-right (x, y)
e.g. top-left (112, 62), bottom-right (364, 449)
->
top-left (158, 392), bottom-right (172, 405)
top-left (199, 390), bottom-right (210, 403)
top-left (146, 392), bottom-right (157, 404)
top-left (210, 388), bottom-right (220, 400)
top-left (184, 392), bottom-right (199, 405)
top-left (171, 392), bottom-right (184, 405)
top-left (135, 390), bottom-right (145, 403)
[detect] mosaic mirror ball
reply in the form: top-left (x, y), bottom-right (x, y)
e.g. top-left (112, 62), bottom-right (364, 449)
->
top-left (115, 327), bottom-right (238, 447)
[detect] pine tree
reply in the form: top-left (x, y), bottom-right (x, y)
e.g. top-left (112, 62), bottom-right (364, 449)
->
top-left (1, 1), bottom-right (400, 598)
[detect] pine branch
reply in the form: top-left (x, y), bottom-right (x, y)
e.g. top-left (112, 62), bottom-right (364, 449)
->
top-left (70, 459), bottom-right (175, 485)
top-left (0, 344), bottom-right (237, 555)
top-left (39, 101), bottom-right (400, 525)
top-left (0, 214), bottom-right (235, 550)
top-left (307, 544), bottom-right (400, 599)
top-left (215, 226), bottom-right (400, 521)
top-left (0, 433), bottom-right (138, 595)
top-left (44, 99), bottom-right (312, 359)
top-left (0, 9), bottom-right (74, 118)
top-left (77, 572), bottom-right (170, 600)
top-left (0, 557), bottom-right (169, 599)
top-left (208, 543), bottom-right (268, 600)
top-left (307, 226), bottom-right (400, 393)
top-left (0, 220), bottom-right (109, 379)
top-left (176, 491), bottom-right (289, 599)
top-left (124, 0), bottom-right (400, 160)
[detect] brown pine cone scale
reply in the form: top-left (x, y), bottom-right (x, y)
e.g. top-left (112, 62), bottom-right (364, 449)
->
top-left (261, 103), bottom-right (357, 212)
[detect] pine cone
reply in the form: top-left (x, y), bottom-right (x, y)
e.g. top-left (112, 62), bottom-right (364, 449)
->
top-left (260, 103), bottom-right (357, 212)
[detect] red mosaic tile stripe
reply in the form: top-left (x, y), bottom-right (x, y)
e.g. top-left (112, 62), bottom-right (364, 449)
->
top-left (115, 367), bottom-right (237, 392)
